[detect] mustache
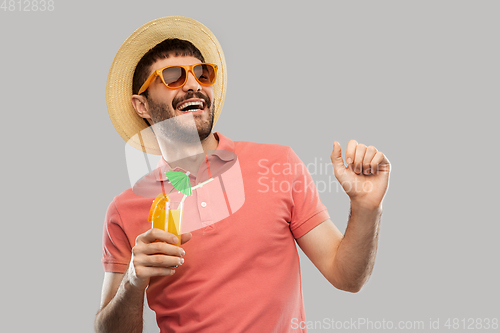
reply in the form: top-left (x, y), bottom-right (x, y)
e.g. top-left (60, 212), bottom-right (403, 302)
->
top-left (172, 91), bottom-right (211, 110)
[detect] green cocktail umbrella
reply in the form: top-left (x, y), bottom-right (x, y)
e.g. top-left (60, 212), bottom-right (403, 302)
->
top-left (166, 170), bottom-right (193, 196)
top-left (165, 155), bottom-right (215, 199)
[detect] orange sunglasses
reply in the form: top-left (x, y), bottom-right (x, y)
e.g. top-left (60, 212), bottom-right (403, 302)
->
top-left (138, 63), bottom-right (218, 94)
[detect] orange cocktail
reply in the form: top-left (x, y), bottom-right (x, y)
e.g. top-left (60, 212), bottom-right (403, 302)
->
top-left (167, 202), bottom-right (184, 246)
top-left (149, 194), bottom-right (184, 246)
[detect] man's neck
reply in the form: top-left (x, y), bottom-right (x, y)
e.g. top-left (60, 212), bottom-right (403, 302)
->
top-left (162, 132), bottom-right (219, 174)
top-left (200, 132), bottom-right (219, 153)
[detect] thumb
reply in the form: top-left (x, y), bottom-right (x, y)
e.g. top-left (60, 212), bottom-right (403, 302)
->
top-left (330, 141), bottom-right (346, 175)
top-left (180, 232), bottom-right (192, 245)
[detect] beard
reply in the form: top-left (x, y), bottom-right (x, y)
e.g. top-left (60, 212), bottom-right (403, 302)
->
top-left (147, 91), bottom-right (214, 144)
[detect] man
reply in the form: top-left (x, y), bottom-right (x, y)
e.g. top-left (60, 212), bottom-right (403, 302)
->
top-left (96, 16), bottom-right (391, 333)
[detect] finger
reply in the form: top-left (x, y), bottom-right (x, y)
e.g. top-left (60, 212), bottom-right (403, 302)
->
top-left (362, 146), bottom-right (378, 175)
top-left (141, 267), bottom-right (176, 277)
top-left (370, 151), bottom-right (390, 174)
top-left (330, 141), bottom-right (345, 174)
top-left (345, 140), bottom-right (358, 166)
top-left (141, 253), bottom-right (185, 268)
top-left (133, 265), bottom-right (176, 279)
top-left (137, 228), bottom-right (179, 246)
top-left (139, 241), bottom-right (185, 258)
top-left (180, 232), bottom-right (192, 245)
top-left (353, 143), bottom-right (367, 174)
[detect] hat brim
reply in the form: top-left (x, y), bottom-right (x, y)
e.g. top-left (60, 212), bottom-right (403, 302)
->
top-left (106, 16), bottom-right (227, 155)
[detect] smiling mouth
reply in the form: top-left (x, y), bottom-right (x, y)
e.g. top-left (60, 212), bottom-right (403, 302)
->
top-left (177, 100), bottom-right (205, 113)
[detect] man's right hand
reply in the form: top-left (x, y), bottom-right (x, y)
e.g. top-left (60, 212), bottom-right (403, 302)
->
top-left (126, 228), bottom-right (192, 291)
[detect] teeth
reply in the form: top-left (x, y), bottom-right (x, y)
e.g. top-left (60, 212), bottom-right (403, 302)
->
top-left (178, 101), bottom-right (204, 111)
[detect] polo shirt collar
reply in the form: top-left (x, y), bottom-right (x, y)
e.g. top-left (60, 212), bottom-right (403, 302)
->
top-left (154, 132), bottom-right (236, 181)
top-left (211, 132), bottom-right (236, 162)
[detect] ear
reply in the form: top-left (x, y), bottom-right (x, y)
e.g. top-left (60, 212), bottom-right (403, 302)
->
top-left (131, 94), bottom-right (152, 120)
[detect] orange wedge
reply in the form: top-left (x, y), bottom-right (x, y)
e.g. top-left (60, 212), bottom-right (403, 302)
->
top-left (148, 193), bottom-right (169, 223)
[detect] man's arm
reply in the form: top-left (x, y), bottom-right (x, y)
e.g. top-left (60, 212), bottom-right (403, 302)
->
top-left (297, 209), bottom-right (381, 292)
top-left (297, 140), bottom-right (390, 293)
top-left (94, 272), bottom-right (144, 333)
top-left (95, 229), bottom-right (190, 333)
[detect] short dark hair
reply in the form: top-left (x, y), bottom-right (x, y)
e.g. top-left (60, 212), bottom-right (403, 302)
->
top-left (132, 38), bottom-right (205, 97)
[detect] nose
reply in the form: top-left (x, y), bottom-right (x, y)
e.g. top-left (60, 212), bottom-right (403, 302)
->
top-left (182, 70), bottom-right (202, 92)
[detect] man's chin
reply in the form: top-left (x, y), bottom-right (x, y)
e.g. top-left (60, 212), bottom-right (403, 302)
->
top-left (196, 120), bottom-right (213, 141)
top-left (150, 103), bottom-right (214, 144)
top-left (193, 109), bottom-right (215, 141)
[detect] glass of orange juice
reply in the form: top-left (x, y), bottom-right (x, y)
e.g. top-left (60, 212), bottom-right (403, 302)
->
top-left (150, 195), bottom-right (184, 246)
top-left (166, 201), bottom-right (184, 246)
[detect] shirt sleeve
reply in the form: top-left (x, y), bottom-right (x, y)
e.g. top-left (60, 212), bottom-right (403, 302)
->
top-left (101, 198), bottom-right (132, 273)
top-left (286, 147), bottom-right (330, 239)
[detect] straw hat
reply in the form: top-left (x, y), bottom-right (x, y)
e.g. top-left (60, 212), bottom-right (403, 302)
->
top-left (106, 16), bottom-right (227, 155)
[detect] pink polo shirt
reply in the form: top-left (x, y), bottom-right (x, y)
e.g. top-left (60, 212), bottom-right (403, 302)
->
top-left (102, 133), bottom-right (330, 332)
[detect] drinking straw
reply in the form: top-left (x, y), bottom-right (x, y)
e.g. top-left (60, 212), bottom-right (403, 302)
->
top-left (205, 153), bottom-right (212, 179)
top-left (159, 168), bottom-right (166, 194)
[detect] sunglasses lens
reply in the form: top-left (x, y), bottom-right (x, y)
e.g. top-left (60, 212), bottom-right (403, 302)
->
top-left (161, 66), bottom-right (186, 87)
top-left (194, 64), bottom-right (216, 85)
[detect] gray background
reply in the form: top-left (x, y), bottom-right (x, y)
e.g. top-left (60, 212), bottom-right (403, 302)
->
top-left (1, 0), bottom-right (498, 332)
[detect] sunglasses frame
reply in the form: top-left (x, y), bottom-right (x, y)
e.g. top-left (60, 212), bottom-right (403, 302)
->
top-left (138, 63), bottom-right (218, 95)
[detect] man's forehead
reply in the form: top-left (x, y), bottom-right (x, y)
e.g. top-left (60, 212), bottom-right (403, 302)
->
top-left (149, 55), bottom-right (202, 72)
